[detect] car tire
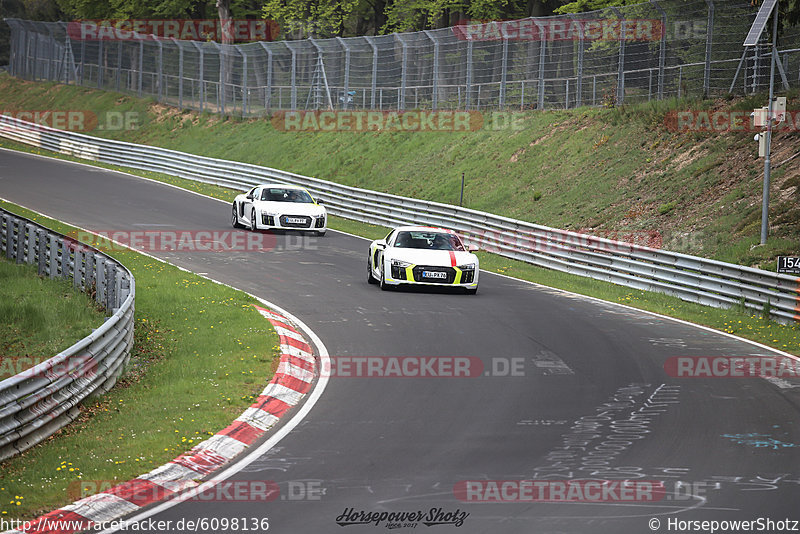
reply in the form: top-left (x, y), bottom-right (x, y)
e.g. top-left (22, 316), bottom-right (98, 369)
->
top-left (367, 260), bottom-right (377, 284)
top-left (250, 208), bottom-right (257, 232)
top-left (465, 287), bottom-right (478, 295)
top-left (379, 264), bottom-right (390, 291)
top-left (231, 204), bottom-right (242, 228)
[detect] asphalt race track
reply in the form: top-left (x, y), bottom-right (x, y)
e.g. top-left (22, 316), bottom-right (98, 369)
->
top-left (2, 148), bottom-right (800, 534)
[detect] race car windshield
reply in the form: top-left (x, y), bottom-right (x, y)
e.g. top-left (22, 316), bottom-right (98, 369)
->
top-left (262, 188), bottom-right (314, 203)
top-left (393, 231), bottom-right (464, 251)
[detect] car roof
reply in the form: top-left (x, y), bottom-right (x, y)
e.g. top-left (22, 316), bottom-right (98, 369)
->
top-left (394, 225), bottom-right (457, 235)
top-left (257, 183), bottom-right (307, 191)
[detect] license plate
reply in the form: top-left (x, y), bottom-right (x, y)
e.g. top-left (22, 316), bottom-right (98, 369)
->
top-left (286, 217), bottom-right (306, 224)
top-left (422, 271), bottom-right (447, 279)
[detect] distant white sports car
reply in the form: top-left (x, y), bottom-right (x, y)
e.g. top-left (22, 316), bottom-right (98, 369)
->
top-left (232, 184), bottom-right (327, 236)
top-left (367, 226), bottom-right (479, 294)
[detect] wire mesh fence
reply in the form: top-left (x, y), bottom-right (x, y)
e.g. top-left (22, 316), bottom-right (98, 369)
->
top-left (5, 0), bottom-right (800, 116)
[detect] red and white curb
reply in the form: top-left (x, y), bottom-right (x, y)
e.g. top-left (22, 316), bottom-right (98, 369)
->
top-left (5, 305), bottom-right (316, 534)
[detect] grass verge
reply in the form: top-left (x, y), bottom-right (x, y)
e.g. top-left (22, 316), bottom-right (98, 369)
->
top-left (1, 139), bottom-right (798, 358)
top-left (0, 257), bottom-right (106, 379)
top-left (0, 199), bottom-right (279, 521)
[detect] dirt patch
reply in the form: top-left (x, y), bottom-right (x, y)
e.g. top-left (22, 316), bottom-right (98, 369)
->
top-left (670, 144), bottom-right (709, 173)
top-left (149, 103), bottom-right (182, 123)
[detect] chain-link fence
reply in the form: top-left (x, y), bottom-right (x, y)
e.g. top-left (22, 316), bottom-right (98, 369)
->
top-left (6, 0), bottom-right (800, 116)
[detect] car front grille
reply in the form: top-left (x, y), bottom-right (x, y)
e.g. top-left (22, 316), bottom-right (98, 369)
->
top-left (280, 215), bottom-right (313, 228)
top-left (411, 265), bottom-right (456, 284)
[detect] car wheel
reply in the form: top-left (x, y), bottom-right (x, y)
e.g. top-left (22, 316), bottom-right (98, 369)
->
top-left (379, 264), bottom-right (390, 291)
top-left (231, 204), bottom-right (242, 228)
top-left (367, 260), bottom-right (377, 284)
top-left (250, 208), bottom-right (257, 232)
top-left (465, 287), bottom-right (478, 295)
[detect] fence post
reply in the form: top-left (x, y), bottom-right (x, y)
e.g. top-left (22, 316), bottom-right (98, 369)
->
top-left (258, 42), bottom-right (273, 111)
top-left (45, 25), bottom-right (54, 81)
top-left (423, 30), bottom-right (439, 110)
top-left (74, 248), bottom-right (83, 290)
top-left (31, 27), bottom-right (39, 81)
top-left (60, 239), bottom-right (70, 281)
top-left (534, 20), bottom-right (547, 109)
top-left (48, 234), bottom-right (58, 279)
top-left (157, 40), bottom-right (164, 102)
top-left (365, 36), bottom-right (378, 109)
top-left (37, 229), bottom-right (47, 276)
top-left (211, 42), bottom-right (224, 115)
top-left (499, 37), bottom-right (509, 108)
top-left (97, 38), bottom-right (104, 89)
top-left (190, 41), bottom-right (205, 112)
top-left (703, 0), bottom-right (714, 98)
top-left (173, 39), bottom-right (183, 109)
top-left (397, 33), bottom-right (409, 110)
top-left (79, 38), bottom-right (86, 86)
top-left (9, 23), bottom-right (17, 77)
top-left (14, 219), bottom-right (23, 263)
top-left (60, 21), bottom-right (73, 84)
top-left (8, 22), bottom-right (16, 77)
top-left (138, 39), bottom-right (144, 97)
top-left (236, 45), bottom-right (247, 116)
top-left (569, 14), bottom-right (584, 108)
top-left (611, 7), bottom-right (626, 106)
top-left (95, 254), bottom-right (106, 305)
top-left (336, 37), bottom-right (351, 109)
top-left (465, 39), bottom-right (473, 110)
top-left (21, 23), bottom-right (29, 79)
top-left (650, 0), bottom-right (667, 99)
top-left (285, 42), bottom-right (297, 110)
top-left (115, 41), bottom-right (122, 92)
top-left (25, 223), bottom-right (36, 265)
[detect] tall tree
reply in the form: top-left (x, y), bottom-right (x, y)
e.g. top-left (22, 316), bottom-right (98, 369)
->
top-left (262, 0), bottom-right (360, 38)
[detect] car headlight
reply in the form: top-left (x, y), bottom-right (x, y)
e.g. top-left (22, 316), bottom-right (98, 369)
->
top-left (391, 259), bottom-right (412, 268)
top-left (457, 263), bottom-right (476, 270)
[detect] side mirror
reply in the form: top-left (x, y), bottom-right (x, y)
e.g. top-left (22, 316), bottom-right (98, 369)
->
top-left (375, 240), bottom-right (387, 249)
top-left (317, 199), bottom-right (324, 205)
top-left (246, 193), bottom-right (254, 200)
top-left (468, 244), bottom-right (479, 252)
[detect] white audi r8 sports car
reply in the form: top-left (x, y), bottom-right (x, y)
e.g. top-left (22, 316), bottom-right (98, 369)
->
top-left (232, 184), bottom-right (327, 236)
top-left (367, 226), bottom-right (480, 294)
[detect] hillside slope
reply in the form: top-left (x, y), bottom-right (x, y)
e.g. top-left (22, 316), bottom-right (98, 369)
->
top-left (1, 74), bottom-right (797, 268)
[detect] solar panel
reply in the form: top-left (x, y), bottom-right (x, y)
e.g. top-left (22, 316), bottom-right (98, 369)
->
top-left (744, 0), bottom-right (778, 46)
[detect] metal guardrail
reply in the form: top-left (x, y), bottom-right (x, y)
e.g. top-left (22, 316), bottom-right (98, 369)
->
top-left (0, 206), bottom-right (135, 462)
top-left (1, 113), bottom-right (798, 325)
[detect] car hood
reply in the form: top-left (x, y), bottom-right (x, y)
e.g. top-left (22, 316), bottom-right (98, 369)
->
top-left (387, 248), bottom-right (477, 267)
top-left (254, 200), bottom-right (325, 216)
